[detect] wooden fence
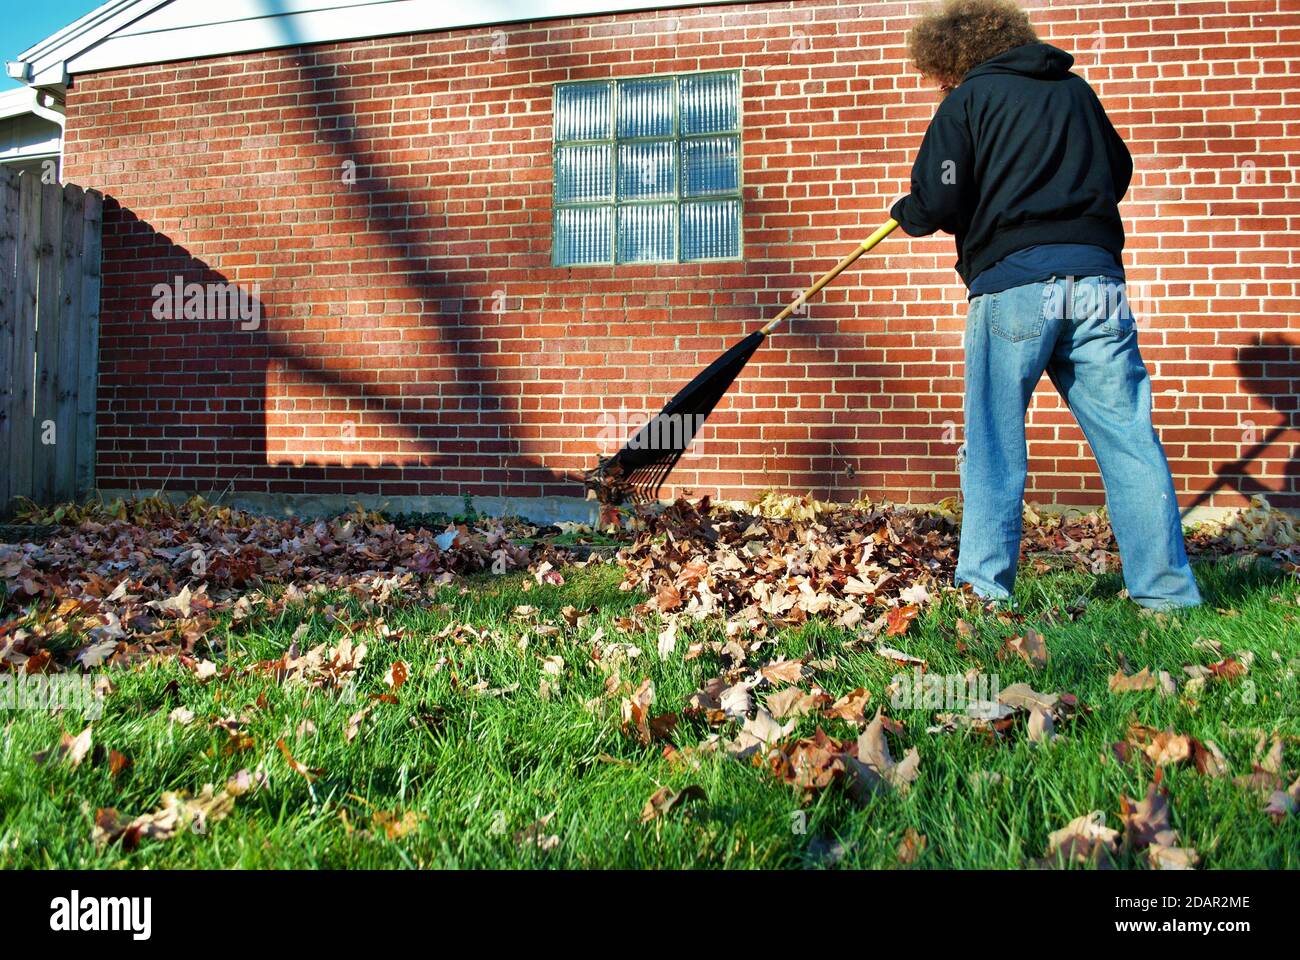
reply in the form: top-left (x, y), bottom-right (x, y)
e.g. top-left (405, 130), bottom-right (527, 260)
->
top-left (0, 167), bottom-right (103, 513)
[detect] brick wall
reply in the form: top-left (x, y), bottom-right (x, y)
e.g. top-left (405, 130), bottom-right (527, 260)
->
top-left (59, 0), bottom-right (1300, 511)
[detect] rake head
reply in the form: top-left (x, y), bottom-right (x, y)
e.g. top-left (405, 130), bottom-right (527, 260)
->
top-left (584, 331), bottom-right (766, 504)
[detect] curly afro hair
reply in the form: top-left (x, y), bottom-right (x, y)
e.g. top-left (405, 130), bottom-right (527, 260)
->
top-left (908, 0), bottom-right (1039, 92)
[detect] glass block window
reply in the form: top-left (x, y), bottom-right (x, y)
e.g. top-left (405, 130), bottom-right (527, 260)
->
top-left (552, 72), bottom-right (741, 266)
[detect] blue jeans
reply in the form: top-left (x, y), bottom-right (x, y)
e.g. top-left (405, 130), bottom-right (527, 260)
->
top-left (956, 276), bottom-right (1202, 610)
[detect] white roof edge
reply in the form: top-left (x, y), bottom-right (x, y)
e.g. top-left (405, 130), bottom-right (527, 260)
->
top-left (0, 86), bottom-right (65, 124)
top-left (16, 0), bottom-right (751, 89)
top-left (16, 0), bottom-right (174, 88)
top-left (0, 87), bottom-right (39, 120)
top-left (19, 0), bottom-right (142, 61)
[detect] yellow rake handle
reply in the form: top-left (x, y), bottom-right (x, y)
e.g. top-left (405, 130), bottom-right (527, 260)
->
top-left (760, 218), bottom-right (899, 336)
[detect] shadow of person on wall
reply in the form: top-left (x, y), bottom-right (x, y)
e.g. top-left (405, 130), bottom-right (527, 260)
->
top-left (1182, 332), bottom-right (1300, 515)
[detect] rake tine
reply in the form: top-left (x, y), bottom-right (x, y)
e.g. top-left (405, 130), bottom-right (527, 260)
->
top-left (645, 459), bottom-right (672, 495)
top-left (649, 452), bottom-right (683, 497)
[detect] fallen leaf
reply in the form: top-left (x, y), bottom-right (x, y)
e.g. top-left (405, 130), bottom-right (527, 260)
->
top-left (885, 605), bottom-right (920, 637)
top-left (372, 809), bottom-right (422, 839)
top-left (514, 813), bottom-right (560, 851)
top-left (1004, 628), bottom-right (1049, 670)
top-left (766, 686), bottom-right (826, 720)
top-left (1044, 811), bottom-right (1119, 867)
top-left (108, 750), bottom-right (132, 779)
top-left (640, 784), bottom-right (705, 823)
top-left (1264, 775), bottom-right (1300, 823)
top-left (385, 660), bottom-right (408, 691)
top-left (1109, 666), bottom-right (1159, 693)
top-left (1120, 782), bottom-right (1198, 868)
top-left (276, 738), bottom-right (322, 781)
top-left (896, 827), bottom-right (927, 865)
top-left (848, 710), bottom-right (920, 797)
top-left (823, 687), bottom-right (871, 725)
top-left (1027, 706), bottom-right (1055, 743)
top-left (33, 724), bottom-right (94, 769)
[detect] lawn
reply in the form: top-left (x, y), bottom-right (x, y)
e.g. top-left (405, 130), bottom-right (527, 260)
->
top-left (2, 513), bottom-right (1297, 869)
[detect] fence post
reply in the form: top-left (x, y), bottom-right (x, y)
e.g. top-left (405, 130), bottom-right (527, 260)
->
top-left (31, 180), bottom-right (65, 504)
top-left (77, 190), bottom-right (104, 501)
top-left (53, 184), bottom-right (86, 503)
top-left (0, 169), bottom-right (17, 512)
top-left (9, 172), bottom-right (42, 507)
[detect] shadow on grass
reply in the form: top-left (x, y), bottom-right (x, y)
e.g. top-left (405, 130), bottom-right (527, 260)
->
top-left (1010, 556), bottom-right (1293, 617)
top-left (1191, 556), bottom-right (1294, 609)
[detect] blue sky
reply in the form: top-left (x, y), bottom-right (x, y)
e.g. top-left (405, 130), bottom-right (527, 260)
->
top-left (3, 0), bottom-right (102, 89)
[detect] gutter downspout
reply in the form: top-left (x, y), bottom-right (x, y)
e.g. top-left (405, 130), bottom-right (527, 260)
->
top-left (25, 87), bottom-right (66, 181)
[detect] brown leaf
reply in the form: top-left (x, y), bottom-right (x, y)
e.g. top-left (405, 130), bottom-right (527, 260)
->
top-left (93, 783), bottom-right (237, 850)
top-left (1148, 844), bottom-right (1199, 870)
top-left (1255, 736), bottom-right (1284, 774)
top-left (1191, 739), bottom-right (1229, 777)
top-left (1264, 775), bottom-right (1300, 823)
top-left (823, 687), bottom-right (871, 725)
top-left (345, 703), bottom-right (375, 742)
top-left (759, 658), bottom-right (809, 686)
top-left (371, 809), bottom-right (422, 839)
top-left (621, 677), bottom-right (675, 745)
top-left (1027, 706), bottom-right (1055, 743)
top-left (655, 582), bottom-right (683, 612)
top-left (1120, 782), bottom-right (1173, 849)
top-left (876, 646), bottom-right (926, 668)
top-left (1143, 730), bottom-right (1193, 767)
top-left (514, 813), bottom-right (560, 851)
top-left (1109, 666), bottom-right (1159, 693)
top-left (276, 737), bottom-right (322, 781)
top-left (848, 710), bottom-right (920, 798)
top-left (108, 749), bottom-right (132, 779)
top-left (1120, 783), bottom-right (1199, 867)
top-left (896, 827), bottom-right (927, 865)
top-left (1004, 628), bottom-right (1049, 670)
top-left (1044, 811), bottom-right (1119, 867)
top-left (1207, 657), bottom-right (1248, 681)
top-left (885, 605), bottom-right (920, 637)
top-left (33, 724), bottom-right (94, 769)
top-left (997, 683), bottom-right (1059, 713)
top-left (640, 784), bottom-right (705, 823)
top-left (766, 686), bottom-right (826, 721)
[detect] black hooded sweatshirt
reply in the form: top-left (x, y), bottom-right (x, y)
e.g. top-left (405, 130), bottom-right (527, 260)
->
top-left (890, 42), bottom-right (1133, 286)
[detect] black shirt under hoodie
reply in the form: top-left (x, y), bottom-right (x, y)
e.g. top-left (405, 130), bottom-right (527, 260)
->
top-left (890, 42), bottom-right (1133, 287)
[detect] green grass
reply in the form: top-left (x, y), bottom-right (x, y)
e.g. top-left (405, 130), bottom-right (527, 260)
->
top-left (1, 558), bottom-right (1297, 869)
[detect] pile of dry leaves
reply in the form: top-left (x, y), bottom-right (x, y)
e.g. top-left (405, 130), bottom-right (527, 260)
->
top-left (615, 493), bottom-right (1299, 633)
top-left (617, 496), bottom-right (957, 634)
top-left (0, 496), bottom-right (541, 673)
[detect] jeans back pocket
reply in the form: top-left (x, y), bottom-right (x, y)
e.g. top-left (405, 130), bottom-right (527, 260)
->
top-left (989, 280), bottom-right (1053, 343)
top-left (1098, 281), bottom-right (1136, 336)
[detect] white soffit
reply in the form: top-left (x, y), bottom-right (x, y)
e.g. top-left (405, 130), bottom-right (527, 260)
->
top-left (18, 0), bottom-right (749, 84)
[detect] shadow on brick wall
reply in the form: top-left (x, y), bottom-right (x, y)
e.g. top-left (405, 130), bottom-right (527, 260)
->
top-left (95, 193), bottom-right (575, 502)
top-left (1184, 332), bottom-right (1300, 514)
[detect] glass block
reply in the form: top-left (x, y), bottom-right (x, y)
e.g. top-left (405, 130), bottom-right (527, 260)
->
top-left (617, 140), bottom-right (675, 200)
top-left (554, 82), bottom-right (612, 142)
top-left (681, 136), bottom-right (739, 197)
top-left (555, 143), bottom-right (613, 203)
top-left (679, 72), bottom-right (739, 135)
top-left (617, 203), bottom-right (676, 263)
top-left (681, 199), bottom-right (741, 261)
top-left (554, 205), bottom-right (613, 266)
top-left (617, 76), bottom-right (675, 138)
